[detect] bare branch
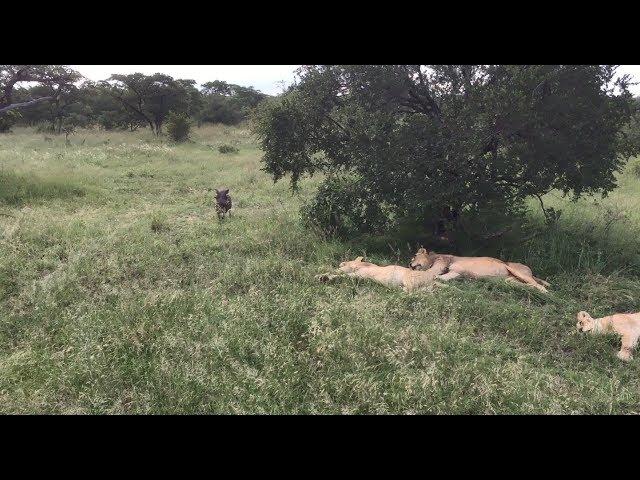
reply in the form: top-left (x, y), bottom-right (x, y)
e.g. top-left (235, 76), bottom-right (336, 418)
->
top-left (0, 96), bottom-right (54, 114)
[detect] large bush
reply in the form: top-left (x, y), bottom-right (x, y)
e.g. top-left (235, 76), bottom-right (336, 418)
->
top-left (0, 111), bottom-right (19, 133)
top-left (165, 112), bottom-right (192, 143)
top-left (301, 175), bottom-right (391, 237)
top-left (253, 65), bottom-right (639, 237)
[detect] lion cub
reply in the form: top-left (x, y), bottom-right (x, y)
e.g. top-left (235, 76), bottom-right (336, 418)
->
top-left (317, 257), bottom-right (439, 293)
top-left (576, 311), bottom-right (640, 361)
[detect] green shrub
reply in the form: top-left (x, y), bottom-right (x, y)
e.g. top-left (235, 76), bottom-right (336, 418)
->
top-left (165, 112), bottom-right (192, 143)
top-left (301, 176), bottom-right (390, 238)
top-left (218, 144), bottom-right (239, 154)
top-left (150, 213), bottom-right (169, 233)
top-left (0, 111), bottom-right (20, 133)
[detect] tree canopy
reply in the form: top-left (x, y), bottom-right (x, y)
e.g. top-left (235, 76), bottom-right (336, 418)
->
top-left (1, 66), bottom-right (271, 134)
top-left (0, 65), bottom-right (81, 114)
top-left (253, 65), bottom-right (639, 236)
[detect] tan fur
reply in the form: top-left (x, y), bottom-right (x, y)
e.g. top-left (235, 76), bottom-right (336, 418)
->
top-left (409, 248), bottom-right (549, 293)
top-left (576, 311), bottom-right (640, 361)
top-left (316, 257), bottom-right (441, 293)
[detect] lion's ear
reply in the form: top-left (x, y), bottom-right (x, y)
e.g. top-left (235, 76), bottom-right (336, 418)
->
top-left (355, 256), bottom-right (364, 262)
top-left (417, 248), bottom-right (427, 254)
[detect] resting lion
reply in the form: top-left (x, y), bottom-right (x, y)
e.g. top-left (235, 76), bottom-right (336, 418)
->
top-left (316, 257), bottom-right (441, 293)
top-left (408, 248), bottom-right (549, 293)
top-left (576, 311), bottom-right (640, 361)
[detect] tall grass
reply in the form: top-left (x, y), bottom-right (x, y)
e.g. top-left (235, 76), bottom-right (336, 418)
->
top-left (0, 171), bottom-right (85, 206)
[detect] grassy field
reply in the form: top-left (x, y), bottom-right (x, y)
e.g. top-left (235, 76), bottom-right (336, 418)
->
top-left (1, 124), bottom-right (640, 414)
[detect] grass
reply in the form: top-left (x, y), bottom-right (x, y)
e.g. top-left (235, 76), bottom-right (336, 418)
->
top-left (1, 125), bottom-right (640, 414)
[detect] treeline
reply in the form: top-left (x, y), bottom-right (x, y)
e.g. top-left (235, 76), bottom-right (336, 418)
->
top-left (0, 66), bottom-right (269, 135)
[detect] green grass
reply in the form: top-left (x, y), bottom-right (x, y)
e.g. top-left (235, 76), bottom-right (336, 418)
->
top-left (1, 125), bottom-right (640, 414)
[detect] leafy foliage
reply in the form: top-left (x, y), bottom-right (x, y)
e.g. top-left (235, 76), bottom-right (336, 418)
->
top-left (99, 73), bottom-right (197, 135)
top-left (165, 112), bottom-right (192, 143)
top-left (200, 81), bottom-right (267, 125)
top-left (301, 175), bottom-right (390, 237)
top-left (253, 65), bottom-right (639, 236)
top-left (218, 144), bottom-right (239, 154)
top-left (0, 65), bottom-right (81, 113)
top-left (0, 110), bottom-right (20, 133)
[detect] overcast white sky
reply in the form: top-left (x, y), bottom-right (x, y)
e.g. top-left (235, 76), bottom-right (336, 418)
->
top-left (70, 65), bottom-right (640, 96)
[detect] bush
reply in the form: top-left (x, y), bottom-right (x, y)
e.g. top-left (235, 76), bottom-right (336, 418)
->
top-left (632, 161), bottom-right (640, 179)
top-left (0, 111), bottom-right (20, 133)
top-left (218, 144), bottom-right (239, 154)
top-left (150, 213), bottom-right (169, 233)
top-left (301, 176), bottom-right (390, 238)
top-left (165, 112), bottom-right (192, 143)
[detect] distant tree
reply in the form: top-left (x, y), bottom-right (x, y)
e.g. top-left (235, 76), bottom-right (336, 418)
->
top-left (201, 80), bottom-right (233, 96)
top-left (77, 82), bottom-right (145, 131)
top-left (0, 65), bottom-right (81, 114)
top-left (253, 65), bottom-right (639, 237)
top-left (199, 81), bottom-right (268, 125)
top-left (100, 73), bottom-right (192, 135)
top-left (16, 82), bottom-right (89, 134)
top-left (176, 79), bottom-right (204, 120)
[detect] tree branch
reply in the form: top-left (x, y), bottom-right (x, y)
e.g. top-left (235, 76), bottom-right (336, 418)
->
top-left (0, 96), bottom-right (54, 114)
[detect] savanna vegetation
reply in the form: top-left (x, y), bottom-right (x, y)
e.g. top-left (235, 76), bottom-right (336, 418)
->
top-left (1, 65), bottom-right (640, 414)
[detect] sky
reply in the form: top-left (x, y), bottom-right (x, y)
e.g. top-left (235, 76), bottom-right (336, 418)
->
top-left (616, 65), bottom-right (640, 94)
top-left (70, 65), bottom-right (640, 96)
top-left (70, 65), bottom-right (300, 96)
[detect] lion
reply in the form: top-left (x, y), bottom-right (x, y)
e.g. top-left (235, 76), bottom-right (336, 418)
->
top-left (576, 311), bottom-right (640, 361)
top-left (408, 248), bottom-right (550, 293)
top-left (316, 257), bottom-right (441, 293)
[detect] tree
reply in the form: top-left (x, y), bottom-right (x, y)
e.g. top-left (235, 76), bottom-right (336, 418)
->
top-left (624, 96), bottom-right (640, 152)
top-left (253, 65), bottom-right (639, 236)
top-left (177, 79), bottom-right (204, 119)
top-left (0, 65), bottom-right (81, 114)
top-left (200, 81), bottom-right (267, 125)
top-left (16, 82), bottom-right (89, 134)
top-left (99, 73), bottom-right (192, 135)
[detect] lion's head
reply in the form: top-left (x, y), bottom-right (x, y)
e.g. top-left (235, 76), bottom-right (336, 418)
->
top-left (409, 248), bottom-right (435, 270)
top-left (576, 311), bottom-right (595, 332)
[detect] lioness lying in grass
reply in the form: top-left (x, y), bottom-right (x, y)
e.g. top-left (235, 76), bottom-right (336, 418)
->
top-left (316, 257), bottom-right (441, 293)
top-left (408, 248), bottom-right (549, 293)
top-left (576, 311), bottom-right (640, 361)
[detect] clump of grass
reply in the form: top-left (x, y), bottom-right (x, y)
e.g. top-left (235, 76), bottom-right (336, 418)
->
top-left (0, 171), bottom-right (85, 206)
top-left (218, 144), bottom-right (239, 154)
top-left (631, 161), bottom-right (640, 178)
top-left (150, 213), bottom-right (169, 233)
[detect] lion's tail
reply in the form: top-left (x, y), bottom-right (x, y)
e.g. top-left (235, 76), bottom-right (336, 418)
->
top-left (504, 264), bottom-right (548, 293)
top-left (533, 276), bottom-right (550, 287)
